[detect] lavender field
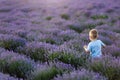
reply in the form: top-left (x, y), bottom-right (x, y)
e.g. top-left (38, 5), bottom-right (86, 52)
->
top-left (0, 0), bottom-right (120, 80)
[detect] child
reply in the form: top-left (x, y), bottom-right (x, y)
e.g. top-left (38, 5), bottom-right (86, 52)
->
top-left (84, 29), bottom-right (106, 58)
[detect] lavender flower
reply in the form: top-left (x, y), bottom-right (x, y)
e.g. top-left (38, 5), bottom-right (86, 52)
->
top-left (0, 0), bottom-right (120, 79)
top-left (103, 45), bottom-right (120, 57)
top-left (0, 72), bottom-right (20, 80)
top-left (0, 50), bottom-right (35, 79)
top-left (17, 42), bottom-right (58, 62)
top-left (0, 34), bottom-right (26, 51)
top-left (87, 55), bottom-right (120, 80)
top-left (54, 69), bottom-right (107, 80)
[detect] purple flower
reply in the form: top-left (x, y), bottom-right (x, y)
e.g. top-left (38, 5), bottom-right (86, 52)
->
top-left (0, 72), bottom-right (20, 80)
top-left (87, 55), bottom-right (120, 80)
top-left (54, 69), bottom-right (107, 80)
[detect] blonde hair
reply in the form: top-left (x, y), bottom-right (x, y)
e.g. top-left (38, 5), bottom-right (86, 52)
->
top-left (89, 29), bottom-right (98, 39)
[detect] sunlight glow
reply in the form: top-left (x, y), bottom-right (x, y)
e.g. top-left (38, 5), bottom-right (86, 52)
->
top-left (46, 0), bottom-right (60, 4)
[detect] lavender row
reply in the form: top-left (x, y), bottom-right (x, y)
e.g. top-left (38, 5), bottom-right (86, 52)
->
top-left (0, 48), bottom-right (75, 80)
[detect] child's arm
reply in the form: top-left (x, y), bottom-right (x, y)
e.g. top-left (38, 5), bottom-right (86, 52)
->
top-left (100, 40), bottom-right (106, 48)
top-left (83, 45), bottom-right (90, 53)
top-left (102, 44), bottom-right (106, 48)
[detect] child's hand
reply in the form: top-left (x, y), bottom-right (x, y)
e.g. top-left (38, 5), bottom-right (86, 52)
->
top-left (83, 45), bottom-right (87, 49)
top-left (83, 45), bottom-right (90, 53)
top-left (84, 45), bottom-right (88, 51)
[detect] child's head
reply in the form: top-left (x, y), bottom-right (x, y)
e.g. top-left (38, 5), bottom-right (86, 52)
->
top-left (89, 29), bottom-right (98, 41)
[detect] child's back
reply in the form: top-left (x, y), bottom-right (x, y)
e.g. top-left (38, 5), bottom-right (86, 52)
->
top-left (87, 39), bottom-right (105, 58)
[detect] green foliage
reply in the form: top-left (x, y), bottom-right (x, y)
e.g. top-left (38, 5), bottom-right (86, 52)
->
top-left (30, 48), bottom-right (46, 62)
top-left (41, 38), bottom-right (56, 44)
top-left (17, 47), bottom-right (47, 62)
top-left (62, 35), bottom-right (72, 41)
top-left (111, 19), bottom-right (117, 24)
top-left (8, 60), bottom-right (33, 79)
top-left (32, 21), bottom-right (41, 24)
top-left (69, 23), bottom-right (97, 33)
top-left (33, 67), bottom-right (62, 80)
top-left (97, 21), bottom-right (105, 26)
top-left (112, 51), bottom-right (120, 57)
top-left (91, 14), bottom-right (108, 20)
top-left (0, 59), bottom-right (7, 72)
top-left (61, 14), bottom-right (70, 20)
top-left (69, 25), bottom-right (86, 33)
top-left (0, 38), bottom-right (26, 51)
top-left (84, 23), bottom-right (97, 29)
top-left (48, 52), bottom-right (89, 68)
top-left (0, 58), bottom-right (34, 79)
top-left (86, 56), bottom-right (120, 80)
top-left (54, 69), bottom-right (107, 80)
top-left (46, 16), bottom-right (52, 20)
